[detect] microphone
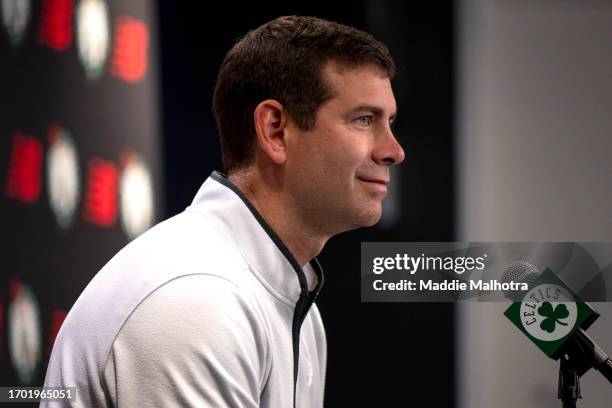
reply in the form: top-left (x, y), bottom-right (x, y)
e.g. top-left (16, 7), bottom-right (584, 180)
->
top-left (502, 261), bottom-right (612, 384)
top-left (500, 260), bottom-right (540, 301)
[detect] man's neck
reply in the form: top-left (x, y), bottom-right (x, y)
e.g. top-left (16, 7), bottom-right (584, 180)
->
top-left (228, 169), bottom-right (328, 267)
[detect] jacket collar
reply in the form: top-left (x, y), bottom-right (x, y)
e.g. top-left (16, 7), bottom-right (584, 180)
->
top-left (188, 171), bottom-right (324, 305)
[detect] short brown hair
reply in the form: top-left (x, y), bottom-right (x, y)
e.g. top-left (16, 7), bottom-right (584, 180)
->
top-left (213, 15), bottom-right (395, 173)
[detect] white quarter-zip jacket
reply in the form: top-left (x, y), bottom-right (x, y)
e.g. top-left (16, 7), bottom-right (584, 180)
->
top-left (42, 171), bottom-right (326, 407)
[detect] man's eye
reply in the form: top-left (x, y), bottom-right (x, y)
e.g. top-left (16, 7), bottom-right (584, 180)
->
top-left (355, 116), bottom-right (372, 126)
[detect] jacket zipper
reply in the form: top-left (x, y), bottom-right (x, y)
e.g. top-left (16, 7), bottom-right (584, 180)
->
top-left (292, 288), bottom-right (319, 407)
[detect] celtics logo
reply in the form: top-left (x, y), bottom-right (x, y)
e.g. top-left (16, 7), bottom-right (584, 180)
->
top-left (504, 268), bottom-right (598, 358)
top-left (519, 284), bottom-right (577, 342)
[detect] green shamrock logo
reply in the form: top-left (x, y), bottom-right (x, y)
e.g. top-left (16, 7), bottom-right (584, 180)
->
top-left (537, 302), bottom-right (569, 333)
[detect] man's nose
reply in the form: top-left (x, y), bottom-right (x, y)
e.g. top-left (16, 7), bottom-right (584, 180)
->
top-left (373, 126), bottom-right (405, 166)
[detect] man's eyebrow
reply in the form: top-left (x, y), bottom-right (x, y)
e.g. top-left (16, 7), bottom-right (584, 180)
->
top-left (348, 104), bottom-right (397, 121)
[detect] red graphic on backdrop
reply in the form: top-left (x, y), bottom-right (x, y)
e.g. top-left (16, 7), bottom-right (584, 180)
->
top-left (6, 133), bottom-right (43, 203)
top-left (111, 16), bottom-right (149, 83)
top-left (45, 309), bottom-right (67, 364)
top-left (39, 0), bottom-right (74, 51)
top-left (83, 158), bottom-right (118, 227)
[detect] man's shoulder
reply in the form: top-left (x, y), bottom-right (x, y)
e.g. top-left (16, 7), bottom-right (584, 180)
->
top-left (52, 212), bottom-right (248, 340)
top-left (125, 209), bottom-right (248, 272)
top-left (70, 209), bottom-right (253, 334)
top-left (82, 208), bottom-right (249, 294)
top-left (118, 273), bottom-right (264, 338)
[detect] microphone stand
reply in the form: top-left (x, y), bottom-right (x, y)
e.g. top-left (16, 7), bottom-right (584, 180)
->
top-left (556, 329), bottom-right (612, 407)
top-left (558, 356), bottom-right (580, 408)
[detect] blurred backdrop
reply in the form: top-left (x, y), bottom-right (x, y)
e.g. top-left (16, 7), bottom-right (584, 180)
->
top-left (0, 0), bottom-right (163, 397)
top-left (1, 1), bottom-right (611, 407)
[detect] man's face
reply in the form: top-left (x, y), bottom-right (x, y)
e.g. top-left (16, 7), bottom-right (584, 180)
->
top-left (284, 62), bottom-right (405, 235)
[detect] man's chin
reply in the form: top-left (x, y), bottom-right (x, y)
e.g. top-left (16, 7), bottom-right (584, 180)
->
top-left (328, 203), bottom-right (383, 234)
top-left (354, 206), bottom-right (383, 228)
top-left (363, 213), bottom-right (382, 227)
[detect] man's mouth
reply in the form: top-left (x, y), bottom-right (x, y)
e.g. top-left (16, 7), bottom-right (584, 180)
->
top-left (357, 177), bottom-right (388, 186)
top-left (357, 177), bottom-right (389, 193)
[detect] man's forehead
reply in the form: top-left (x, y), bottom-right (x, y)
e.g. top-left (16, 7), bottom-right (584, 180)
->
top-left (322, 61), bottom-right (397, 115)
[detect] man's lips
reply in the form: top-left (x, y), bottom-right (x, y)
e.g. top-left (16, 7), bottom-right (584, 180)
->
top-left (357, 177), bottom-right (389, 186)
top-left (357, 177), bottom-right (389, 195)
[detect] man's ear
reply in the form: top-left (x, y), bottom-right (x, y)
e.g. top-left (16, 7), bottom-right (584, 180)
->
top-left (253, 99), bottom-right (289, 165)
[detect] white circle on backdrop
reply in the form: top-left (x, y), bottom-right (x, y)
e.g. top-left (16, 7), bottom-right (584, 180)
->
top-left (47, 126), bottom-right (81, 229)
top-left (8, 282), bottom-right (41, 384)
top-left (1, 0), bottom-right (31, 46)
top-left (120, 153), bottom-right (154, 240)
top-left (76, 0), bottom-right (110, 79)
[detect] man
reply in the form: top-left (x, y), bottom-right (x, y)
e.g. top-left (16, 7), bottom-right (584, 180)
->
top-left (43, 15), bottom-right (404, 407)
